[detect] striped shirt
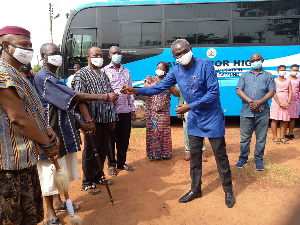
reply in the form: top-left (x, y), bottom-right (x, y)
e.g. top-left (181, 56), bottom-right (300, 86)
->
top-left (103, 63), bottom-right (135, 114)
top-left (71, 66), bottom-right (117, 123)
top-left (0, 58), bottom-right (46, 170)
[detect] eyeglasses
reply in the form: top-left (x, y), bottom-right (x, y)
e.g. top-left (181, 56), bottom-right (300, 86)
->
top-left (250, 59), bottom-right (262, 63)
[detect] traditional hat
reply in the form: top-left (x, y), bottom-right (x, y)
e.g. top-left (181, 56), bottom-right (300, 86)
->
top-left (0, 26), bottom-right (30, 38)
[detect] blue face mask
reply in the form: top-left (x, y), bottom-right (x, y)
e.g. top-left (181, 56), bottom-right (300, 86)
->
top-left (112, 54), bottom-right (122, 64)
top-left (251, 60), bottom-right (262, 69)
top-left (290, 72), bottom-right (298, 77)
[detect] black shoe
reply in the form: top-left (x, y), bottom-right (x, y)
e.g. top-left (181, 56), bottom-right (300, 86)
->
top-left (225, 192), bottom-right (235, 208)
top-left (179, 190), bottom-right (202, 203)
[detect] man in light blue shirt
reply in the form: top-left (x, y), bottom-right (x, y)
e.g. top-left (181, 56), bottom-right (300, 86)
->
top-left (235, 53), bottom-right (275, 171)
top-left (121, 39), bottom-right (234, 208)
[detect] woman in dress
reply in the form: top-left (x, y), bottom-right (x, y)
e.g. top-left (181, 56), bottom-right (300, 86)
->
top-left (144, 62), bottom-right (180, 160)
top-left (270, 65), bottom-right (292, 144)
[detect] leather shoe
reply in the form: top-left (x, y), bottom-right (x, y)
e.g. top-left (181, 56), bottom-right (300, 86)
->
top-left (179, 190), bottom-right (202, 203)
top-left (225, 192), bottom-right (235, 208)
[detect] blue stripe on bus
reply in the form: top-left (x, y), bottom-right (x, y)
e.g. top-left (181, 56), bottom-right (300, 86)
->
top-left (75, 0), bottom-right (268, 11)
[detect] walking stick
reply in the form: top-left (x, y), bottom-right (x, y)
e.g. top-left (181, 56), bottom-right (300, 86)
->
top-left (86, 131), bottom-right (114, 204)
top-left (52, 156), bottom-right (83, 225)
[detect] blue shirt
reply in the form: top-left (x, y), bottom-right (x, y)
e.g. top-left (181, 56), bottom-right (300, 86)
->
top-left (236, 69), bottom-right (275, 117)
top-left (34, 68), bottom-right (80, 158)
top-left (138, 58), bottom-right (225, 138)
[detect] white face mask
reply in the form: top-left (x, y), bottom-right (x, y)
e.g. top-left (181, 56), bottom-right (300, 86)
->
top-left (155, 69), bottom-right (165, 77)
top-left (91, 57), bottom-right (103, 67)
top-left (176, 50), bottom-right (193, 66)
top-left (278, 71), bottom-right (286, 77)
top-left (47, 55), bottom-right (62, 67)
top-left (290, 72), bottom-right (298, 77)
top-left (12, 45), bottom-right (34, 65)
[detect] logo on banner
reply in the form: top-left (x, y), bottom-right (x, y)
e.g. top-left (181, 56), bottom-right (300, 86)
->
top-left (207, 48), bottom-right (217, 58)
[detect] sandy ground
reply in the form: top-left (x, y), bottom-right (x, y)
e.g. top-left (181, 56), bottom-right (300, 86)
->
top-left (39, 117), bottom-right (300, 225)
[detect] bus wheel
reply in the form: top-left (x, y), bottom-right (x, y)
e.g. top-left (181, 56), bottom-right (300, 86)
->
top-left (131, 95), bottom-right (147, 128)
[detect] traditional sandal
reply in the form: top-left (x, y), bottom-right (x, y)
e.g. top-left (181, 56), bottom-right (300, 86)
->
top-left (280, 138), bottom-right (289, 144)
top-left (43, 218), bottom-right (61, 225)
top-left (95, 178), bottom-right (114, 186)
top-left (108, 166), bottom-right (117, 176)
top-left (273, 138), bottom-right (281, 144)
top-left (118, 164), bottom-right (134, 171)
top-left (81, 184), bottom-right (101, 195)
top-left (55, 201), bottom-right (80, 212)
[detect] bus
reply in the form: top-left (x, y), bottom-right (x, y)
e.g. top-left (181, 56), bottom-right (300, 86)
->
top-left (60, 0), bottom-right (300, 122)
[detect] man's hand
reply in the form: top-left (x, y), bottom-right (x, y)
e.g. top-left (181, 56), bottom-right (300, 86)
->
top-left (46, 128), bottom-right (60, 146)
top-left (120, 85), bottom-right (138, 95)
top-left (249, 100), bottom-right (260, 111)
top-left (107, 93), bottom-right (119, 103)
top-left (131, 111), bottom-right (136, 121)
top-left (43, 146), bottom-right (59, 158)
top-left (175, 104), bottom-right (191, 114)
top-left (82, 121), bottom-right (96, 135)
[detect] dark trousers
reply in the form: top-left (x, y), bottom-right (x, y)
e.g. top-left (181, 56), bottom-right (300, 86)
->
top-left (82, 122), bottom-right (110, 186)
top-left (189, 135), bottom-right (233, 193)
top-left (108, 113), bottom-right (131, 168)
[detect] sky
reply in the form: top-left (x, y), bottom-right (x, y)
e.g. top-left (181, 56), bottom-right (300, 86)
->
top-left (0, 0), bottom-right (101, 65)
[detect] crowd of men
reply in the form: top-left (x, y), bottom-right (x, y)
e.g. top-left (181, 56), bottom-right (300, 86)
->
top-left (1, 25), bottom-right (298, 225)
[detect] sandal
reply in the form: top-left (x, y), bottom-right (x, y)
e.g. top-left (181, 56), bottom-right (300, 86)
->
top-left (280, 138), bottom-right (289, 144)
top-left (118, 164), bottom-right (134, 171)
top-left (108, 166), bottom-right (117, 177)
top-left (273, 138), bottom-right (281, 144)
top-left (55, 201), bottom-right (80, 212)
top-left (43, 218), bottom-right (61, 225)
top-left (81, 184), bottom-right (101, 195)
top-left (95, 178), bottom-right (113, 186)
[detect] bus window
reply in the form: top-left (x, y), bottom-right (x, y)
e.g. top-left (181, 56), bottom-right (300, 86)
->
top-left (70, 29), bottom-right (96, 57)
top-left (141, 23), bottom-right (161, 46)
top-left (266, 19), bottom-right (299, 45)
top-left (101, 21), bottom-right (120, 49)
top-left (197, 20), bottom-right (229, 44)
top-left (70, 7), bottom-right (96, 27)
top-left (119, 5), bottom-right (163, 20)
top-left (121, 22), bottom-right (161, 47)
top-left (164, 3), bottom-right (230, 19)
top-left (165, 21), bottom-right (197, 46)
top-left (233, 19), bottom-right (266, 44)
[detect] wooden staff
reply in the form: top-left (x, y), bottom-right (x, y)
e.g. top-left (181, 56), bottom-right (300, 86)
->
top-left (86, 131), bottom-right (114, 204)
top-left (52, 156), bottom-right (82, 225)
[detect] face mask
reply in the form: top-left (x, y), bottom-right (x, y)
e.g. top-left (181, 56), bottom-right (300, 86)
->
top-left (278, 71), bottom-right (286, 77)
top-left (47, 55), bottom-right (62, 67)
top-left (112, 54), bottom-right (122, 64)
top-left (91, 57), bottom-right (103, 67)
top-left (6, 42), bottom-right (34, 65)
top-left (155, 69), bottom-right (165, 77)
top-left (290, 72), bottom-right (298, 77)
top-left (251, 60), bottom-right (262, 69)
top-left (176, 50), bottom-right (193, 66)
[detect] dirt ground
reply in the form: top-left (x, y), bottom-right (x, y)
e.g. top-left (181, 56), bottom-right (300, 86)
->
top-left (39, 117), bottom-right (300, 225)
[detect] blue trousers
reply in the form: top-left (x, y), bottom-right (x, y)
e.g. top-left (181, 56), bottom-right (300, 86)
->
top-left (239, 113), bottom-right (269, 163)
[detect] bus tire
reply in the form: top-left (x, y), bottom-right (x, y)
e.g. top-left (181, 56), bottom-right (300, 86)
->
top-left (132, 95), bottom-right (147, 128)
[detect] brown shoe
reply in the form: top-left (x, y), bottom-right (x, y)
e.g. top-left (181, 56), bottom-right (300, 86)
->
top-left (202, 155), bottom-right (207, 162)
top-left (184, 153), bottom-right (191, 161)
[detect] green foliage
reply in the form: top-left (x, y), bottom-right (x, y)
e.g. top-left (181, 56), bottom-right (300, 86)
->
top-left (32, 64), bottom-right (42, 74)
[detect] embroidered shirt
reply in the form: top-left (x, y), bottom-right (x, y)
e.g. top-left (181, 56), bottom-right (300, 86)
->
top-left (0, 58), bottom-right (46, 170)
top-left (71, 66), bottom-right (117, 123)
top-left (103, 63), bottom-right (135, 114)
top-left (34, 68), bottom-right (80, 159)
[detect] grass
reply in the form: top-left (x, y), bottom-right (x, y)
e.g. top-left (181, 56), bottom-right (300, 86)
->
top-left (130, 128), bottom-right (146, 141)
top-left (233, 156), bottom-right (300, 186)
